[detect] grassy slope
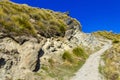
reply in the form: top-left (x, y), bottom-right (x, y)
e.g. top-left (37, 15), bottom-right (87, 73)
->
top-left (93, 31), bottom-right (120, 42)
top-left (94, 31), bottom-right (120, 80)
top-left (0, 1), bottom-right (80, 38)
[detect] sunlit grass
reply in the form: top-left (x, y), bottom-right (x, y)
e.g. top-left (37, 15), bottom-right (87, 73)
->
top-left (98, 32), bottom-right (120, 80)
top-left (0, 1), bottom-right (70, 37)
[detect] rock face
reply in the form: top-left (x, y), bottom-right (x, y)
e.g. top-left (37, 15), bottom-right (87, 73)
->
top-left (0, 29), bottom-right (102, 80)
top-left (0, 37), bottom-right (46, 80)
top-left (0, 20), bottom-right (102, 80)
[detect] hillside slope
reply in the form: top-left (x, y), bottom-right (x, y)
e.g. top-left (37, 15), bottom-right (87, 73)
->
top-left (0, 1), bottom-right (112, 80)
top-left (95, 31), bottom-right (120, 80)
top-left (0, 1), bottom-right (80, 38)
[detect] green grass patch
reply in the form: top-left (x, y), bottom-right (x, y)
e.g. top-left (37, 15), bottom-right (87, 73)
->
top-left (112, 39), bottom-right (119, 43)
top-left (62, 51), bottom-right (74, 63)
top-left (72, 47), bottom-right (88, 59)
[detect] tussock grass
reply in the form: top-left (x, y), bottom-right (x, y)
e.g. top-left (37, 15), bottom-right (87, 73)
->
top-left (93, 31), bottom-right (120, 43)
top-left (101, 44), bottom-right (120, 80)
top-left (0, 1), bottom-right (72, 38)
top-left (72, 47), bottom-right (88, 59)
top-left (62, 51), bottom-right (74, 63)
top-left (98, 32), bottom-right (120, 80)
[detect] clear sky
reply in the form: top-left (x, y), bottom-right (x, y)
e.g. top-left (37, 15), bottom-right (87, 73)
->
top-left (10, 0), bottom-right (120, 33)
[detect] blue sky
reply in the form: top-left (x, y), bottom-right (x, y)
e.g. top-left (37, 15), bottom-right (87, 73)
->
top-left (10, 0), bottom-right (120, 33)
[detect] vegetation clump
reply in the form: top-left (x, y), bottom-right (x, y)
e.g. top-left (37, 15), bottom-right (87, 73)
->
top-left (72, 47), bottom-right (88, 59)
top-left (62, 51), bottom-right (74, 63)
top-left (0, 1), bottom-right (80, 38)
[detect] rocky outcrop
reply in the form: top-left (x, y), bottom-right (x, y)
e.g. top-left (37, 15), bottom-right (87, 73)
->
top-left (0, 27), bottom-right (103, 80)
top-left (0, 20), bottom-right (104, 80)
top-left (0, 36), bottom-right (46, 80)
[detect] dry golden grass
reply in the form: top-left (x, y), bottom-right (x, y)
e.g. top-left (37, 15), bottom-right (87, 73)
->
top-left (0, 1), bottom-right (75, 38)
top-left (96, 31), bottom-right (120, 80)
top-left (93, 31), bottom-right (120, 43)
top-left (101, 43), bottom-right (120, 80)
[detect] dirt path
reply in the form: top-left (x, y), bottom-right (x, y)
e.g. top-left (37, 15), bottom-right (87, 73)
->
top-left (71, 42), bottom-right (112, 80)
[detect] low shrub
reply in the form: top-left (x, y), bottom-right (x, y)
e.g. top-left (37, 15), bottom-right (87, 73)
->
top-left (62, 51), bottom-right (74, 63)
top-left (112, 39), bottom-right (119, 43)
top-left (72, 47), bottom-right (88, 59)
